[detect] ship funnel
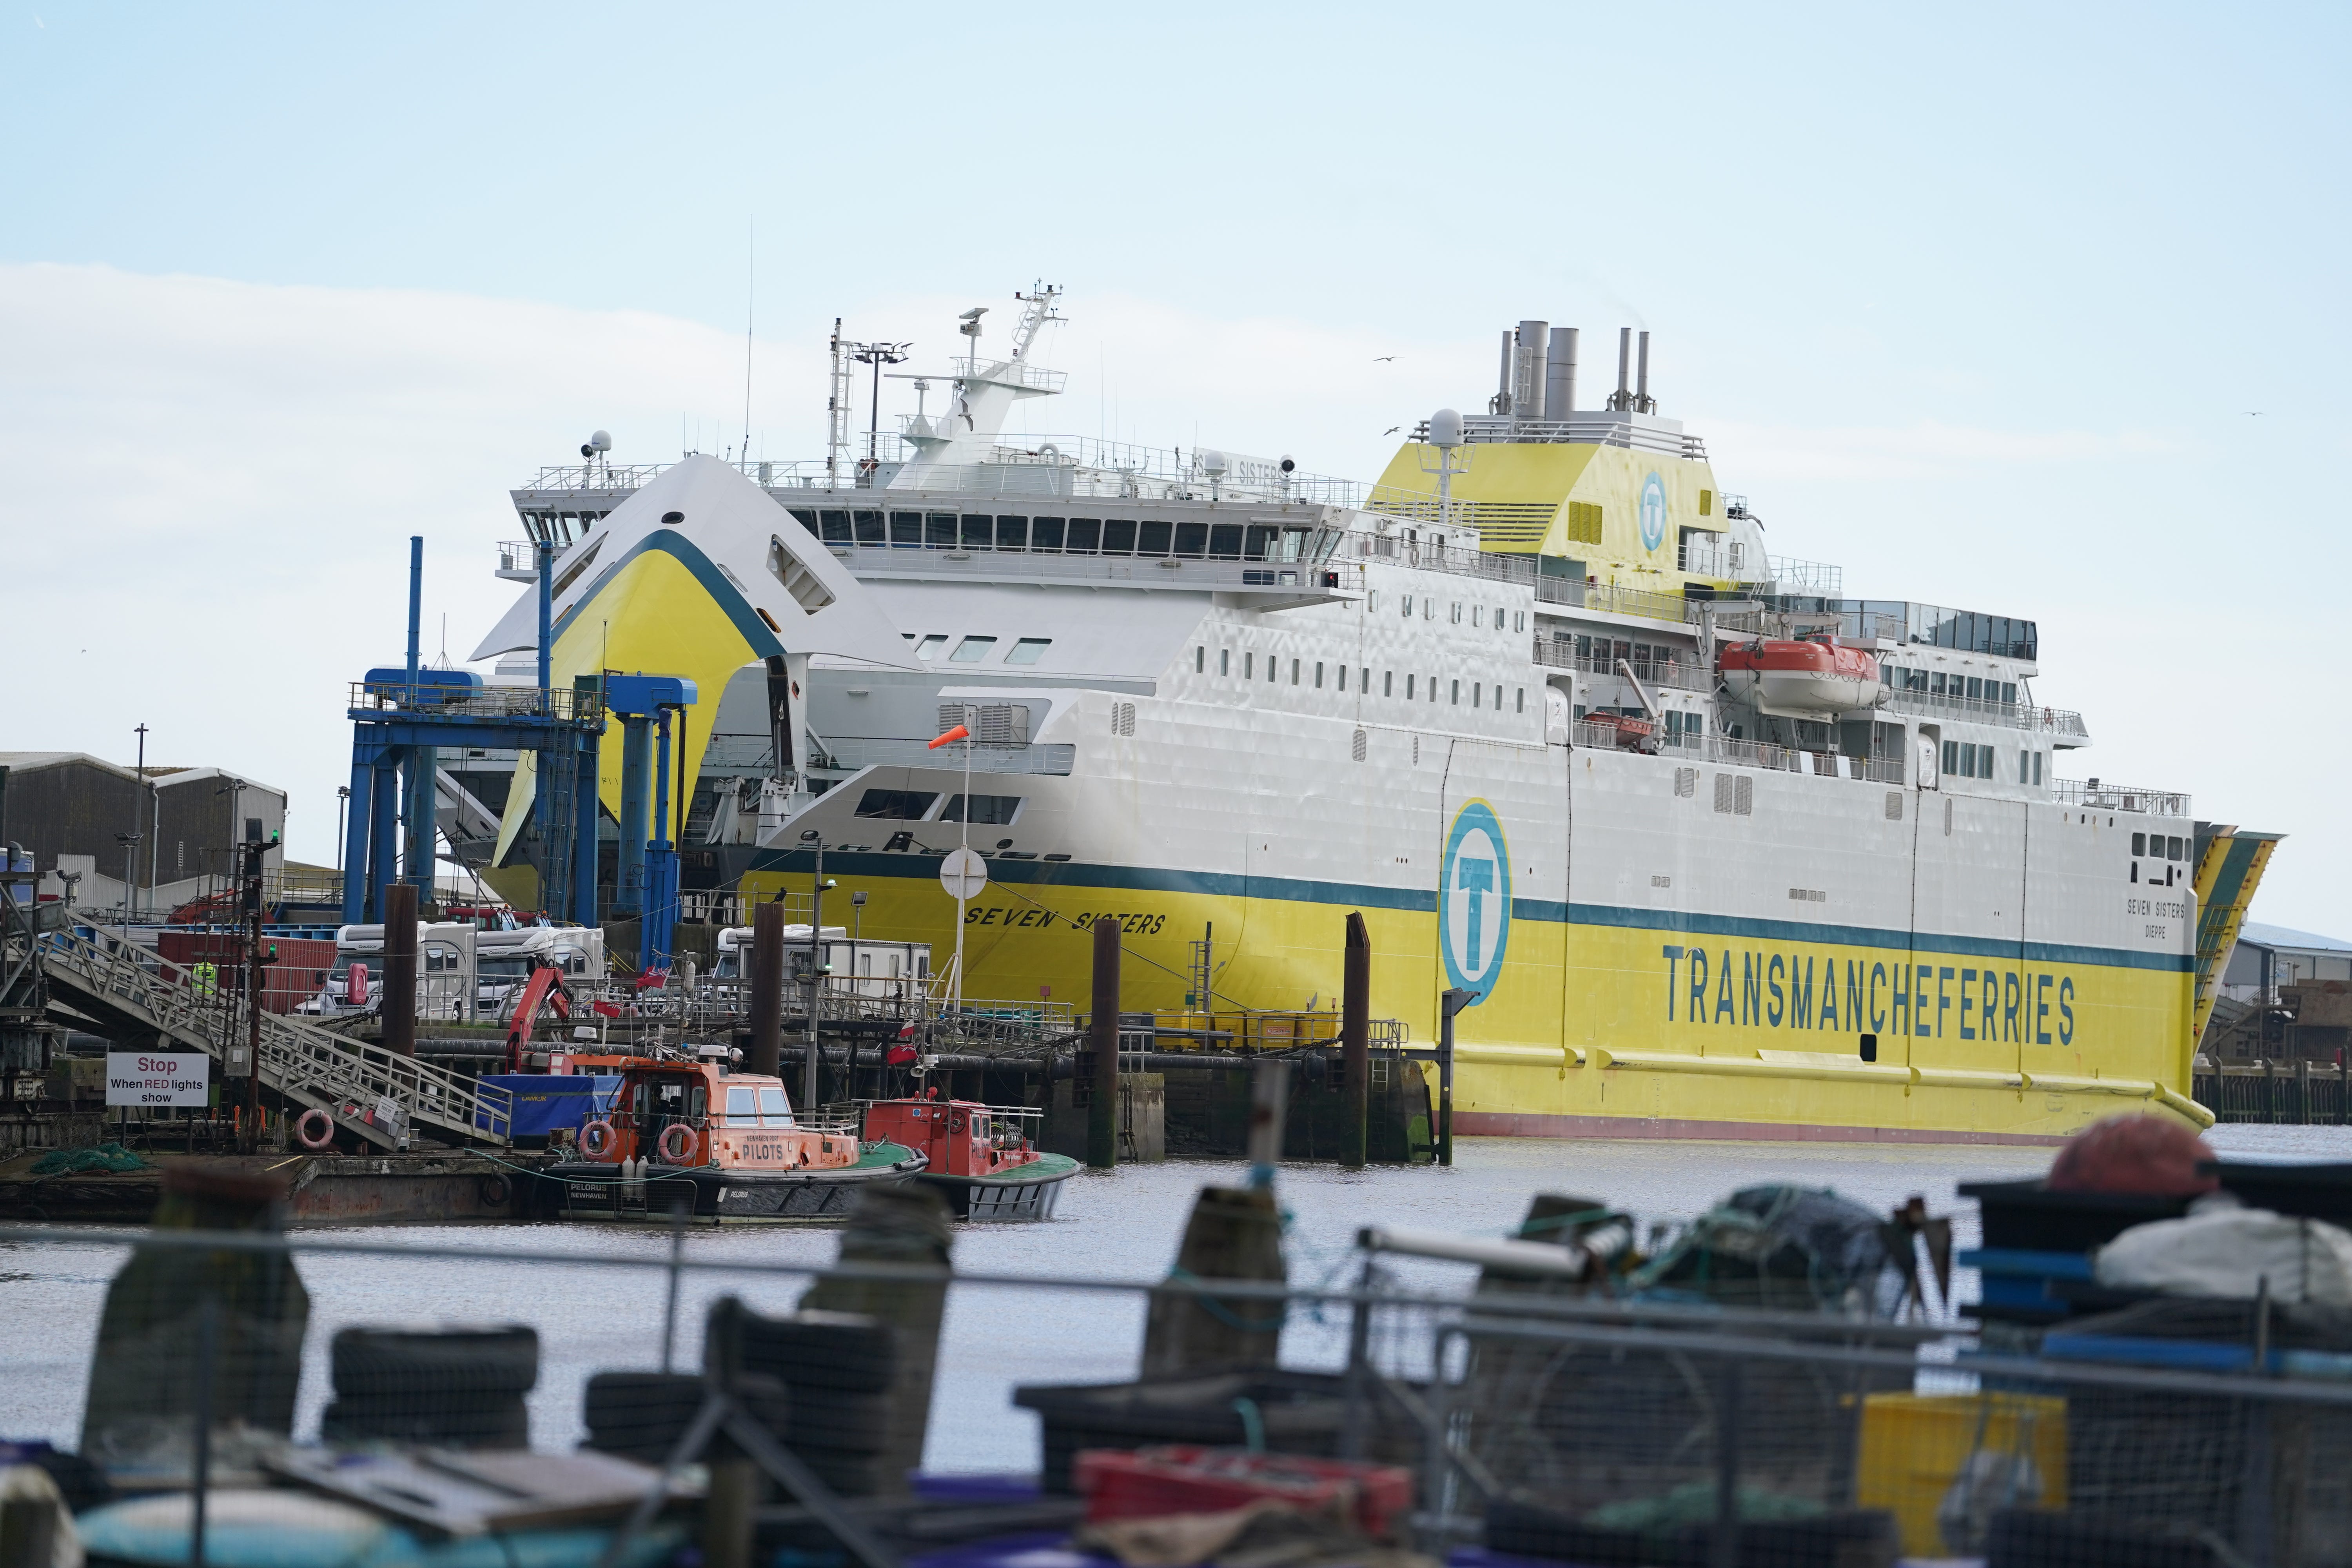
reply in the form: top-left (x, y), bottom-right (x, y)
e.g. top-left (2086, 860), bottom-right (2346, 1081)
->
top-left (1611, 328), bottom-right (1633, 411)
top-left (1636, 330), bottom-right (1653, 413)
top-left (1544, 327), bottom-right (1577, 421)
top-left (1513, 320), bottom-right (1548, 426)
top-left (1429, 407), bottom-right (1464, 448)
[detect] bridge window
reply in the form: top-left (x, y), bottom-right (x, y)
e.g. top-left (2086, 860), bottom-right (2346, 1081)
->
top-left (1174, 521), bottom-right (1209, 556)
top-left (854, 510), bottom-right (886, 546)
top-left (757, 1087), bottom-right (794, 1126)
top-left (961, 515), bottom-right (992, 550)
top-left (1208, 524), bottom-right (1243, 559)
top-left (995, 516), bottom-right (1028, 550)
top-left (942, 794), bottom-right (1022, 825)
top-left (725, 1087), bottom-right (759, 1125)
top-left (890, 511), bottom-right (923, 547)
top-left (818, 510), bottom-right (852, 544)
top-left (1138, 519), bottom-right (1172, 555)
top-left (855, 789), bottom-right (938, 819)
top-left (1031, 516), bottom-right (1066, 551)
top-left (1066, 518), bottom-right (1101, 554)
top-left (1101, 518), bottom-right (1136, 554)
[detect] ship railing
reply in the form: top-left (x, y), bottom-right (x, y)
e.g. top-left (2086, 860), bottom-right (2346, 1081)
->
top-left (1532, 638), bottom-right (1713, 692)
top-left (1534, 574), bottom-right (1695, 623)
top-left (1707, 735), bottom-right (1903, 783)
top-left (2055, 779), bottom-right (2192, 817)
top-left (1883, 689), bottom-right (2089, 738)
top-left (1406, 411), bottom-right (1710, 459)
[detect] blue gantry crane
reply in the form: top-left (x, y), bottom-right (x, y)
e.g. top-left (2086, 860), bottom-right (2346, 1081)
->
top-left (341, 537), bottom-right (605, 927)
top-left (603, 673), bottom-right (697, 972)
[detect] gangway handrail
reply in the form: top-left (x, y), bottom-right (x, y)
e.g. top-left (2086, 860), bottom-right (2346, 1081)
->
top-left (33, 928), bottom-right (512, 1147)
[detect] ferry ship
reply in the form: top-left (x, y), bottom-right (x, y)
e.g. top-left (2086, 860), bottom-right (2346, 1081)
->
top-left (456, 288), bottom-right (2278, 1144)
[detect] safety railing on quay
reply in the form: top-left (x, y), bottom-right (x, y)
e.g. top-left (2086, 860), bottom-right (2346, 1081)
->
top-left (345, 682), bottom-right (603, 726)
top-left (9, 1220), bottom-right (2345, 1568)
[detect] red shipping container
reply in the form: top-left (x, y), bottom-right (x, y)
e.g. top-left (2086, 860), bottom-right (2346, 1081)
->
top-left (1073, 1446), bottom-right (1415, 1539)
top-left (156, 933), bottom-right (339, 1015)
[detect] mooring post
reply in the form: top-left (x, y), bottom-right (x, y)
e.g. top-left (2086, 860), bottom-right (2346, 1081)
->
top-left (1438, 986), bottom-right (1472, 1167)
top-left (1088, 916), bottom-right (1120, 1169)
top-left (1247, 1058), bottom-right (1290, 1183)
top-left (1341, 911), bottom-right (1370, 1170)
top-left (746, 899), bottom-right (782, 1078)
top-left (382, 882), bottom-right (417, 1057)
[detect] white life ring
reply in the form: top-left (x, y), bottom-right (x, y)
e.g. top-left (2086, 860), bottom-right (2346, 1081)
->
top-left (294, 1108), bottom-right (336, 1151)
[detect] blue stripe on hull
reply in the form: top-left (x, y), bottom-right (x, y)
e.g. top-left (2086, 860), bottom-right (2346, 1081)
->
top-left (746, 849), bottom-right (2192, 973)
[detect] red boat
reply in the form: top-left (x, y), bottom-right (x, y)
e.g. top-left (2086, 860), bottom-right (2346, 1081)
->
top-left (864, 1096), bottom-right (1080, 1221)
top-left (1717, 635), bottom-right (1884, 718)
top-left (547, 1051), bottom-right (927, 1221)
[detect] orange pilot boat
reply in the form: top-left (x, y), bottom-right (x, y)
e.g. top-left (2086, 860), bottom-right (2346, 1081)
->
top-left (864, 1096), bottom-right (1080, 1221)
top-left (547, 1050), bottom-right (926, 1221)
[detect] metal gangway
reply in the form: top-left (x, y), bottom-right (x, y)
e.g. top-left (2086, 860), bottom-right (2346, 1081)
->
top-left (29, 927), bottom-right (512, 1149)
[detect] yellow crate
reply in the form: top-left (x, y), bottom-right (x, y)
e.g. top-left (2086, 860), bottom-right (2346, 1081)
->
top-left (1855, 1392), bottom-right (2068, 1557)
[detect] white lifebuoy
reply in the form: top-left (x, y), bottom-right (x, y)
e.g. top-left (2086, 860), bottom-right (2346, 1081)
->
top-left (580, 1118), bottom-right (619, 1159)
top-left (656, 1123), bottom-right (699, 1165)
top-left (294, 1108), bottom-right (336, 1151)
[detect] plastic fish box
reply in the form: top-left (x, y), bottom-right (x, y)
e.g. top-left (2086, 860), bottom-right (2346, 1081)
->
top-left (1073, 1446), bottom-right (1414, 1539)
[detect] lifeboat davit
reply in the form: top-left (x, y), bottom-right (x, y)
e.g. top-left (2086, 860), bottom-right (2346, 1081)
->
top-left (1718, 637), bottom-right (1885, 718)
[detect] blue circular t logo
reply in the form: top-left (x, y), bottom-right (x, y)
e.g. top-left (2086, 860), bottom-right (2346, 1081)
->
top-left (1440, 800), bottom-right (1512, 1004)
top-left (1639, 472), bottom-right (1668, 552)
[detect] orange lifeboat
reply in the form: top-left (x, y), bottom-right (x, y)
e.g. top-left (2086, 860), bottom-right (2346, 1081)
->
top-left (1718, 637), bottom-right (1884, 718)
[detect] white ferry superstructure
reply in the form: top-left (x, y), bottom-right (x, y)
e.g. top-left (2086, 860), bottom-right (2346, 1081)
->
top-left (457, 288), bottom-right (2278, 1143)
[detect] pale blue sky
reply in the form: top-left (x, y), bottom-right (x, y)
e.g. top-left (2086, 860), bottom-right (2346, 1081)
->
top-left (4, 2), bottom-right (2347, 927)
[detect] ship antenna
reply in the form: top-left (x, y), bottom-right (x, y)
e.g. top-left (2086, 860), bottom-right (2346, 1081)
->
top-left (742, 218), bottom-right (755, 464)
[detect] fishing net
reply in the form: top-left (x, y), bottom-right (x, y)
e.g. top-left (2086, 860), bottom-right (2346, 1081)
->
top-left (30, 1143), bottom-right (151, 1176)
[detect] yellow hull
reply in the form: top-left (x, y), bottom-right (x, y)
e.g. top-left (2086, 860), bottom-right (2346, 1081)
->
top-left (742, 857), bottom-right (2204, 1145)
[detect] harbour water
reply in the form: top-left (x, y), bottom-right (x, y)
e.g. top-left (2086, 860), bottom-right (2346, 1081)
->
top-left (3, 1125), bottom-right (2344, 1474)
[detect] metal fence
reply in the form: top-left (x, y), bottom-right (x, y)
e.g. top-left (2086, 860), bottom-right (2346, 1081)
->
top-left (7, 1217), bottom-right (2349, 1567)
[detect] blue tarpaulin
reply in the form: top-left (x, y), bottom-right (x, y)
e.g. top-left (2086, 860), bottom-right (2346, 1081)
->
top-left (478, 1074), bottom-right (622, 1137)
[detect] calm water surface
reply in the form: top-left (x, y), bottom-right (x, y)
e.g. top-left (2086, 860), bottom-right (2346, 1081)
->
top-left (2, 1123), bottom-right (2342, 1473)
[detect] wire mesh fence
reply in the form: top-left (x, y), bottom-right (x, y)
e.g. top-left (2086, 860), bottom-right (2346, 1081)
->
top-left (5, 1212), bottom-right (2351, 1568)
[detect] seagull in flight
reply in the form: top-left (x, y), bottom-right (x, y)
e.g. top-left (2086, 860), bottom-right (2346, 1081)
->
top-left (1373, 355), bottom-right (1396, 362)
top-left (1382, 426), bottom-right (1400, 436)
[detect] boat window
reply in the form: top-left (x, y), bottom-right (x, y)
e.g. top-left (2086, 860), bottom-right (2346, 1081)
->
top-left (915, 634), bottom-right (948, 660)
top-left (1291, 659), bottom-right (1301, 685)
top-left (1006, 637), bottom-right (1051, 665)
top-left (1205, 523), bottom-right (1240, 558)
top-left (856, 789), bottom-right (939, 819)
top-left (1220, 649), bottom-right (1231, 677)
top-left (1244, 652), bottom-right (1255, 679)
top-left (1452, 680), bottom-right (1461, 705)
top-left (1406, 674), bottom-right (1416, 699)
top-left (757, 1087), bottom-right (794, 1126)
top-left (2132, 832), bottom-right (2147, 857)
top-left (996, 516), bottom-right (1028, 551)
top-left (1315, 662), bottom-right (1325, 689)
top-left (925, 513), bottom-right (957, 548)
top-left (1031, 516), bottom-right (1065, 551)
top-left (1101, 518), bottom-right (1137, 555)
top-left (942, 794), bottom-right (1021, 824)
top-left (950, 636), bottom-right (997, 663)
top-left (854, 510), bottom-right (886, 546)
top-left (818, 510), bottom-right (853, 544)
top-left (1065, 518), bottom-right (1100, 554)
top-left (2002, 682), bottom-right (2018, 704)
top-left (724, 1086), bottom-right (758, 1123)
top-left (962, 515), bottom-right (992, 550)
top-left (890, 511), bottom-right (924, 547)
top-left (1138, 519), bottom-right (1173, 556)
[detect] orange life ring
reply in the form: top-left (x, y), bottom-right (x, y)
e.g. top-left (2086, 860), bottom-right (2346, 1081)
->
top-left (294, 1108), bottom-right (336, 1151)
top-left (656, 1123), bottom-right (699, 1165)
top-left (580, 1118), bottom-right (619, 1159)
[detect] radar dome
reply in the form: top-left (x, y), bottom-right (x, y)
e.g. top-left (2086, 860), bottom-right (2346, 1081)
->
top-left (1429, 408), bottom-right (1464, 448)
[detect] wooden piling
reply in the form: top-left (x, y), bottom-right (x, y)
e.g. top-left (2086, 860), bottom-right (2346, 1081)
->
top-left (1088, 916), bottom-right (1120, 1170)
top-left (381, 884), bottom-right (416, 1057)
top-left (746, 899), bottom-right (784, 1078)
top-left (1341, 912), bottom-right (1369, 1170)
top-left (800, 1183), bottom-right (953, 1492)
top-left (1142, 1183), bottom-right (1287, 1377)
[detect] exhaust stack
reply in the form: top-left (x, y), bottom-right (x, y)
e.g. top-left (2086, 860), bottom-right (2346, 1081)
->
top-left (1514, 320), bottom-right (1548, 425)
top-left (1609, 328), bottom-right (1633, 411)
top-left (1636, 330), bottom-right (1653, 413)
top-left (1545, 327), bottom-right (1577, 421)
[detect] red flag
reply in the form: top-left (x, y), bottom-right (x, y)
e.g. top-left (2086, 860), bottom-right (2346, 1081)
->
top-left (927, 724), bottom-right (969, 749)
top-left (886, 1044), bottom-right (918, 1065)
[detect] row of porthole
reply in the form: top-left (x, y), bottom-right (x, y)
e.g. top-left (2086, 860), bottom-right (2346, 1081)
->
top-left (1364, 588), bottom-right (1526, 633)
top-left (1192, 645), bottom-right (1525, 712)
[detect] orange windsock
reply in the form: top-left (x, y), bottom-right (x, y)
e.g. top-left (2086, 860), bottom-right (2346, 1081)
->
top-left (927, 724), bottom-right (970, 749)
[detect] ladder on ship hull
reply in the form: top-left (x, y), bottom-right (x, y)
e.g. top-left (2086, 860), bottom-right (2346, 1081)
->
top-left (28, 929), bottom-right (512, 1150)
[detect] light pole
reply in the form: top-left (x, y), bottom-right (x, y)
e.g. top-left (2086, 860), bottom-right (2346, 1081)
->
top-left (799, 828), bottom-right (833, 1114)
top-left (335, 786), bottom-right (351, 878)
top-left (132, 724), bottom-right (149, 921)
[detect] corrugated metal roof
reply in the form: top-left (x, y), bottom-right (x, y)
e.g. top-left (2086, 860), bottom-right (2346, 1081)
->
top-left (2238, 921), bottom-right (2352, 955)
